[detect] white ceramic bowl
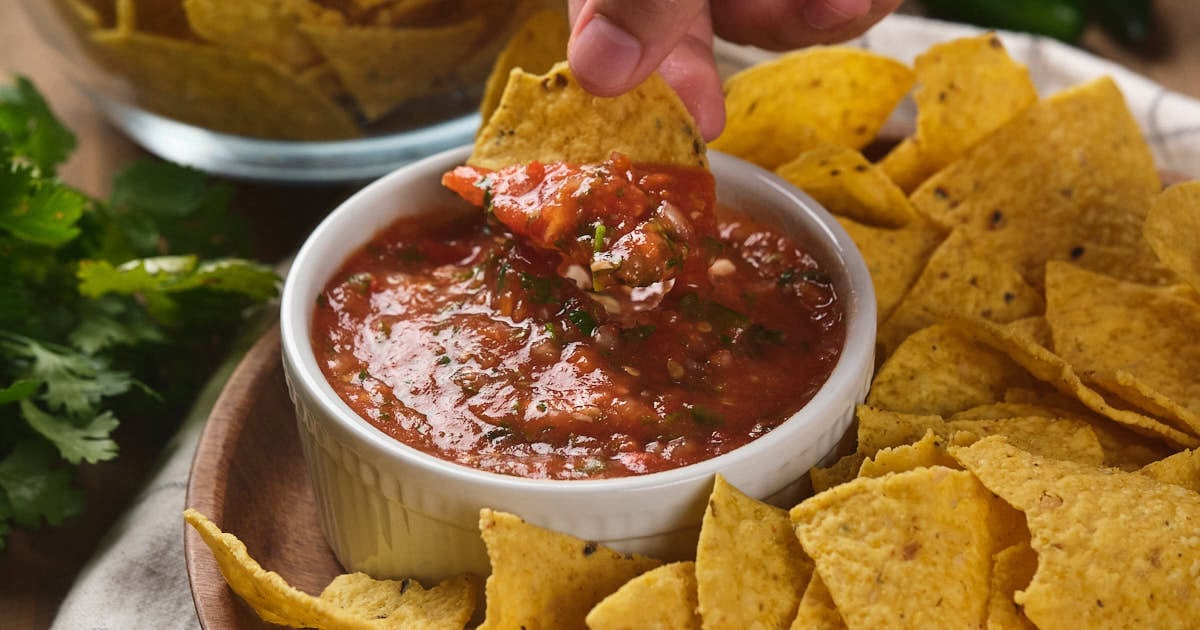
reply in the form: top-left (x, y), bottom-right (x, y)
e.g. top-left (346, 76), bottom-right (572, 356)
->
top-left (280, 145), bottom-right (876, 582)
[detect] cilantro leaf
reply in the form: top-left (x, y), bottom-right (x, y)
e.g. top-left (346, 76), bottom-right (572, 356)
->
top-left (68, 296), bottom-right (164, 355)
top-left (0, 439), bottom-right (84, 530)
top-left (77, 256), bottom-right (279, 327)
top-left (106, 160), bottom-right (244, 258)
top-left (77, 256), bottom-right (278, 301)
top-left (0, 170), bottom-right (88, 246)
top-left (20, 400), bottom-right (119, 464)
top-left (0, 76), bottom-right (76, 174)
top-left (0, 334), bottom-right (135, 417)
top-left (0, 379), bottom-right (39, 405)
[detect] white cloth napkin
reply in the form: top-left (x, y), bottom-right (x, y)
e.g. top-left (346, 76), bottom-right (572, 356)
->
top-left (51, 13), bottom-right (1198, 630)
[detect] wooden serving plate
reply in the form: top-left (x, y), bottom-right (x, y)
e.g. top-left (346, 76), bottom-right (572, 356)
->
top-left (184, 324), bottom-right (343, 629)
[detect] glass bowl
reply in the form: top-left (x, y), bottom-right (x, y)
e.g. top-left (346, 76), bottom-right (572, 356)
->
top-left (18, 0), bottom-right (557, 182)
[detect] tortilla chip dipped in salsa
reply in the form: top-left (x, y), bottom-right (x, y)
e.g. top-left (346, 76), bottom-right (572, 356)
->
top-left (311, 60), bottom-right (847, 480)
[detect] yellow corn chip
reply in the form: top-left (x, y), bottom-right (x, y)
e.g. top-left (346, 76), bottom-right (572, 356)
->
top-left (867, 323), bottom-right (1036, 416)
top-left (183, 0), bottom-right (335, 70)
top-left (183, 509), bottom-right (476, 629)
top-left (303, 16), bottom-right (487, 120)
top-left (477, 508), bottom-right (661, 630)
top-left (951, 436), bottom-right (1200, 629)
top-left (912, 33), bottom-right (1038, 174)
top-left (986, 542), bottom-right (1038, 630)
top-left (1045, 261), bottom-right (1200, 436)
top-left (712, 48), bottom-right (914, 169)
top-left (585, 562), bottom-right (700, 630)
top-left (790, 466), bottom-right (993, 629)
top-left (472, 62), bottom-right (707, 170)
top-left (776, 145), bottom-right (920, 228)
top-left (857, 430), bottom-right (959, 478)
top-left (1138, 449), bottom-right (1200, 493)
top-left (1145, 181), bottom-right (1200, 294)
top-left (695, 475), bottom-right (813, 629)
top-left (953, 316), bottom-right (1200, 449)
top-left (911, 78), bottom-right (1171, 288)
top-left (834, 216), bottom-right (944, 324)
top-left (810, 453), bottom-right (866, 494)
top-left (878, 229), bottom-right (1044, 356)
top-left (947, 417), bottom-right (1104, 466)
top-left (997, 389), bottom-right (1178, 471)
top-left (855, 405), bottom-right (1104, 466)
top-left (788, 573), bottom-right (847, 630)
top-left (91, 30), bottom-right (361, 139)
top-left (319, 572), bottom-right (481, 629)
top-left (479, 7), bottom-right (569, 125)
top-left (855, 406), bottom-right (945, 457)
top-left (878, 137), bottom-right (936, 194)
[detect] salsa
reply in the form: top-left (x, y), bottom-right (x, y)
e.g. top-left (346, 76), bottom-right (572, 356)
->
top-left (312, 156), bottom-right (845, 479)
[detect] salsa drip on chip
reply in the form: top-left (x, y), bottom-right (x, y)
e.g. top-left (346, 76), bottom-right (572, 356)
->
top-left (443, 153), bottom-right (718, 307)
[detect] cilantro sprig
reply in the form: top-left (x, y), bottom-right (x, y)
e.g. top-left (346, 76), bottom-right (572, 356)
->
top-left (0, 76), bottom-right (279, 550)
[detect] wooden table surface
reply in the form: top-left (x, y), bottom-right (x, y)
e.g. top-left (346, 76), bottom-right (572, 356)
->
top-left (0, 0), bottom-right (1197, 627)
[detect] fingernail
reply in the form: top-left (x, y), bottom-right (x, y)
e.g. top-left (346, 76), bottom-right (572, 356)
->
top-left (803, 0), bottom-right (865, 31)
top-left (570, 15), bottom-right (642, 93)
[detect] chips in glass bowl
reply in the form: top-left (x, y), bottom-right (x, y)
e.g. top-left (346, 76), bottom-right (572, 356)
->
top-left (17, 0), bottom-right (566, 181)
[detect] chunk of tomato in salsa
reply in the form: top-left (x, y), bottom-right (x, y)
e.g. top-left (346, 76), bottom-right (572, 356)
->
top-left (442, 153), bottom-right (717, 298)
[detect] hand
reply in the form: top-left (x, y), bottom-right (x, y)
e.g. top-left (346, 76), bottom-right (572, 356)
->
top-left (567, 0), bottom-right (902, 140)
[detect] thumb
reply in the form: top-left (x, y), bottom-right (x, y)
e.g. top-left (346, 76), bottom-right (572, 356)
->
top-left (568, 0), bottom-right (708, 96)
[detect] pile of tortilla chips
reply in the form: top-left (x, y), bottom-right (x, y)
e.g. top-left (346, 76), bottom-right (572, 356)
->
top-left (189, 28), bottom-right (1200, 630)
top-left (49, 0), bottom-right (563, 139)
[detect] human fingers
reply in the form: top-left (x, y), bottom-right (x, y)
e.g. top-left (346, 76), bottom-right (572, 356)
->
top-left (655, 12), bottom-right (726, 140)
top-left (711, 0), bottom-right (902, 49)
top-left (567, 0), bottom-right (708, 96)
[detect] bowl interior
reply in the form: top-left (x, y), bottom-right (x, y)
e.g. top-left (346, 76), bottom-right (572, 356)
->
top-left (280, 146), bottom-right (876, 504)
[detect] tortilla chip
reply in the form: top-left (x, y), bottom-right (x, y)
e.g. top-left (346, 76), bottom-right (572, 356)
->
top-left (91, 30), bottom-right (361, 140)
top-left (867, 323), bottom-right (1036, 416)
top-left (585, 562), bottom-right (700, 630)
top-left (854, 405), bottom-right (1104, 466)
top-left (303, 16), bottom-right (487, 120)
top-left (184, 509), bottom-right (474, 629)
top-left (947, 416), bottom-right (1104, 467)
top-left (857, 430), bottom-right (959, 478)
top-left (986, 542), bottom-right (1038, 630)
top-left (1145, 181), bottom-right (1200, 294)
top-left (319, 572), bottom-right (480, 629)
top-left (477, 508), bottom-right (661, 630)
top-left (712, 47), bottom-right (914, 169)
top-left (878, 229), bottom-right (1044, 356)
top-left (950, 436), bottom-right (1200, 629)
top-left (810, 453), bottom-right (866, 494)
top-left (775, 146), bottom-right (920, 228)
top-left (834, 216), bottom-right (944, 323)
top-left (912, 33), bottom-right (1037, 174)
top-left (695, 476), bottom-right (813, 629)
top-left (1045, 261), bottom-right (1200, 436)
top-left (789, 573), bottom-right (847, 630)
top-left (479, 7), bottom-right (568, 125)
top-left (183, 0), bottom-right (335, 70)
top-left (790, 467), bottom-right (993, 629)
top-left (952, 316), bottom-right (1200, 449)
top-left (344, 0), bottom-right (445, 25)
top-left (1138, 449), bottom-right (1200, 493)
top-left (911, 77), bottom-right (1171, 288)
top-left (998, 388), bottom-right (1177, 470)
top-left (56, 0), bottom-right (111, 29)
top-left (472, 62), bottom-right (707, 170)
top-left (878, 137), bottom-right (936, 194)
